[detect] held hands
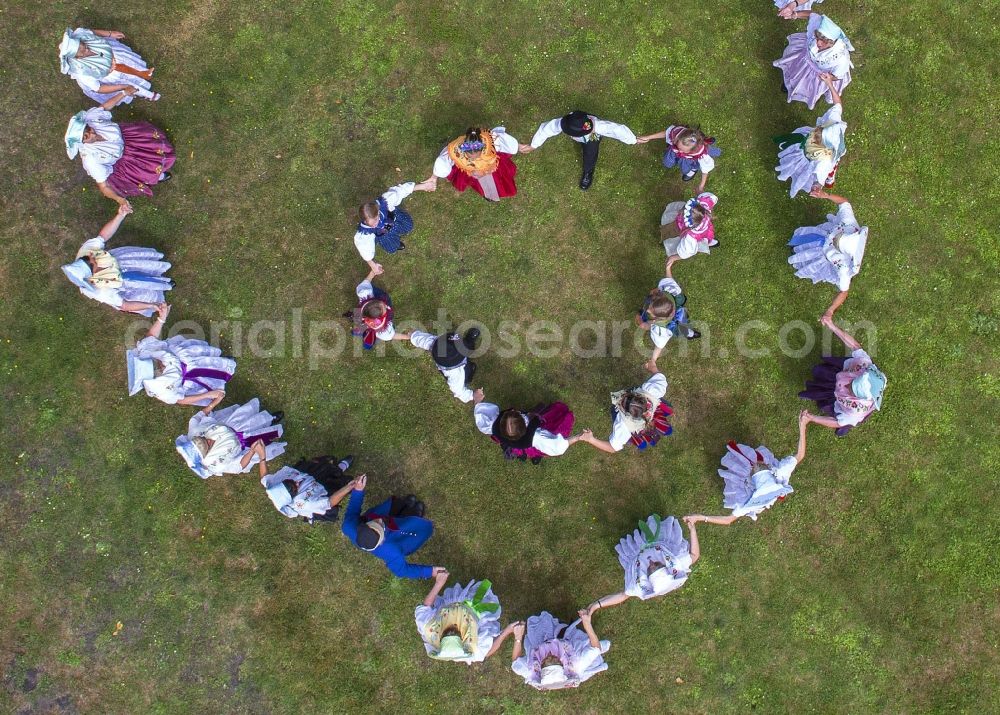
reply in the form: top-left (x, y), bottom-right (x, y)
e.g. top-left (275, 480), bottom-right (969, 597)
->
top-left (353, 473), bottom-right (368, 491)
top-left (414, 178), bottom-right (436, 192)
top-left (579, 428), bottom-right (595, 444)
top-left (472, 388), bottom-right (485, 404)
top-left (155, 302), bottom-right (171, 320)
top-left (778, 1), bottom-right (797, 19)
top-left (799, 409), bottom-right (812, 427)
top-left (577, 608), bottom-right (592, 623)
top-left (517, 143), bottom-right (535, 154)
top-left (108, 31), bottom-right (126, 40)
top-left (118, 201), bottom-right (134, 216)
top-left (635, 135), bottom-right (652, 144)
top-left (818, 72), bottom-right (836, 86)
top-left (513, 621), bottom-right (526, 639)
top-left (432, 566), bottom-right (449, 579)
top-left (683, 515), bottom-right (702, 527)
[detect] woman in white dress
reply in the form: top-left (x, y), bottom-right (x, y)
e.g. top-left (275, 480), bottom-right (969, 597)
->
top-left (584, 514), bottom-right (700, 615)
top-left (65, 106), bottom-right (175, 211)
top-left (774, 14), bottom-right (854, 108)
top-left (510, 610), bottom-right (610, 690)
top-left (58, 27), bottom-right (159, 105)
top-left (175, 398), bottom-right (286, 479)
top-left (414, 569), bottom-right (523, 664)
top-left (61, 204), bottom-right (172, 317)
top-left (689, 411), bottom-right (810, 527)
top-left (774, 74), bottom-right (846, 197)
top-left (788, 187), bottom-right (869, 320)
top-left (127, 305), bottom-right (236, 406)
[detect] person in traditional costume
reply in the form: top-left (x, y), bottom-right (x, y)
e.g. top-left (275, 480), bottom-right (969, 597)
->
top-left (579, 371), bottom-right (673, 453)
top-left (472, 394), bottom-right (588, 463)
top-left (65, 106), bottom-right (175, 210)
top-left (776, 0), bottom-right (824, 20)
top-left (510, 610), bottom-right (610, 691)
top-left (660, 192), bottom-right (719, 261)
top-left (354, 179), bottom-right (435, 272)
top-left (126, 304), bottom-right (236, 406)
top-left (175, 398), bottom-right (286, 479)
top-left (260, 455), bottom-right (359, 524)
top-left (409, 328), bottom-right (482, 403)
top-left (636, 256), bottom-right (702, 373)
top-left (788, 187), bottom-right (869, 320)
top-left (637, 125), bottom-right (721, 192)
top-left (58, 27), bottom-right (159, 105)
top-left (520, 110), bottom-right (637, 189)
top-left (427, 127), bottom-right (520, 202)
top-left (774, 75), bottom-right (846, 197)
top-left (687, 411), bottom-right (810, 526)
top-left (345, 267), bottom-right (410, 349)
top-left (584, 515), bottom-right (700, 614)
top-left (61, 203), bottom-right (172, 317)
top-left (800, 314), bottom-right (886, 436)
top-left (340, 474), bottom-right (444, 579)
top-left (415, 570), bottom-right (524, 664)
top-left (774, 14), bottom-right (854, 109)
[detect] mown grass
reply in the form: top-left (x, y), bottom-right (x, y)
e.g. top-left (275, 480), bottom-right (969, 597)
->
top-left (1, 1), bottom-right (998, 713)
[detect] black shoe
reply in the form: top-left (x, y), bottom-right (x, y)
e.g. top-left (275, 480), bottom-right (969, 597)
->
top-left (579, 171), bottom-right (594, 190)
top-left (159, 171), bottom-right (172, 183)
top-left (339, 455), bottom-right (354, 471)
top-left (271, 411), bottom-right (285, 424)
top-left (687, 330), bottom-right (702, 340)
top-left (464, 361), bottom-right (477, 385)
top-left (398, 242), bottom-right (406, 250)
top-left (530, 456), bottom-right (543, 465)
top-left (682, 171), bottom-right (695, 182)
top-left (781, 84), bottom-right (788, 94)
top-left (463, 327), bottom-right (481, 351)
top-left (402, 494), bottom-right (418, 512)
top-left (414, 501), bottom-right (426, 517)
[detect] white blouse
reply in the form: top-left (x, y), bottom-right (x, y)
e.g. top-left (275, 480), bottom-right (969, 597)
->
top-left (473, 402), bottom-right (570, 456)
top-left (77, 108), bottom-right (124, 183)
top-left (432, 127), bottom-right (520, 178)
top-left (608, 373), bottom-right (668, 451)
top-left (529, 115), bottom-right (637, 148)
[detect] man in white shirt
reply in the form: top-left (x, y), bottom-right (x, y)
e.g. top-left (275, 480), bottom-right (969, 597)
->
top-left (409, 328), bottom-right (482, 403)
top-left (520, 110), bottom-right (638, 190)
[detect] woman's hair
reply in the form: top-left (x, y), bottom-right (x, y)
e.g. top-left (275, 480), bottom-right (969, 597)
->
top-left (361, 301), bottom-right (387, 319)
top-left (358, 201), bottom-right (380, 224)
top-left (646, 292), bottom-right (676, 320)
top-left (540, 654), bottom-right (563, 668)
top-left (464, 127), bottom-right (483, 143)
top-left (191, 436), bottom-right (210, 456)
top-left (497, 410), bottom-right (527, 440)
top-left (441, 625), bottom-right (461, 638)
top-left (689, 204), bottom-right (707, 224)
top-left (624, 393), bottom-right (651, 419)
top-left (676, 126), bottom-right (706, 149)
top-left (282, 479), bottom-right (298, 496)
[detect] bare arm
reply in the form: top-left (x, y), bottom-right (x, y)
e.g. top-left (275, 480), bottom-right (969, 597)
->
top-left (577, 611), bottom-right (601, 649)
top-left (796, 410), bottom-right (810, 463)
top-left (200, 390), bottom-right (226, 416)
top-left (484, 621), bottom-right (521, 659)
top-left (421, 569), bottom-right (450, 607)
top-left (586, 592), bottom-right (632, 614)
top-left (636, 130), bottom-right (667, 144)
top-left (821, 315), bottom-right (861, 350)
top-left (509, 622), bottom-right (526, 662)
top-left (688, 514), bottom-right (741, 527)
top-left (240, 440), bottom-right (267, 471)
top-left (144, 302), bottom-right (170, 338)
top-left (99, 88), bottom-right (133, 111)
top-left (96, 181), bottom-right (131, 209)
top-left (820, 73), bottom-right (843, 106)
top-left (580, 430), bottom-right (619, 454)
top-left (98, 203), bottom-right (132, 242)
top-left (823, 291), bottom-right (850, 322)
top-left (684, 517), bottom-right (701, 565)
top-left (328, 480), bottom-right (358, 510)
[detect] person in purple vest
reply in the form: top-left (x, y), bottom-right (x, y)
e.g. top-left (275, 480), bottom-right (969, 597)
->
top-left (126, 304), bottom-right (236, 406)
top-left (341, 474), bottom-right (445, 580)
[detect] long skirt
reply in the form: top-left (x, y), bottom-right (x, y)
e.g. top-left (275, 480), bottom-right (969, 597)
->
top-left (447, 152), bottom-right (518, 201)
top-left (107, 122), bottom-right (176, 197)
top-left (798, 356), bottom-right (862, 436)
top-left (109, 246), bottom-right (172, 313)
top-left (77, 38), bottom-right (153, 105)
top-left (773, 34), bottom-right (851, 109)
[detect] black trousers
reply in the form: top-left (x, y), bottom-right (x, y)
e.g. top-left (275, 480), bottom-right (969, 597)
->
top-left (581, 138), bottom-right (600, 173)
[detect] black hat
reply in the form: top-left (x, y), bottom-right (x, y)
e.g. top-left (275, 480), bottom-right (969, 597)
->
top-left (560, 111), bottom-right (594, 138)
top-left (356, 523), bottom-right (383, 551)
top-left (431, 334), bottom-right (467, 369)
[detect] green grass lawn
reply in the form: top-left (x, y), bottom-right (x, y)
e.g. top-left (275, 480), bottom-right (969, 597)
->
top-left (1, 1), bottom-right (998, 712)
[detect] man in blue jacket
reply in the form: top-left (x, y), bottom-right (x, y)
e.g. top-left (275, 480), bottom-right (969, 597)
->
top-left (341, 474), bottom-right (443, 579)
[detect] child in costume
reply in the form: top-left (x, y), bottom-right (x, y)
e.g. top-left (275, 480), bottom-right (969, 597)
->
top-left (774, 74), bottom-right (846, 196)
top-left (61, 204), bottom-right (172, 317)
top-left (637, 124), bottom-right (721, 192)
top-left (636, 256), bottom-right (702, 372)
top-left (472, 394), bottom-right (588, 463)
top-left (801, 314), bottom-right (886, 436)
top-left (175, 398), bottom-right (286, 478)
top-left (353, 179), bottom-right (435, 272)
top-left (521, 110), bottom-right (637, 190)
top-left (409, 328), bottom-right (482, 403)
top-left (788, 187), bottom-right (869, 320)
top-left (127, 304), bottom-right (236, 406)
top-left (415, 570), bottom-right (523, 664)
top-left (260, 455), bottom-right (358, 524)
top-left (340, 474), bottom-right (445, 579)
top-left (510, 610), bottom-right (610, 690)
top-left (585, 514), bottom-right (700, 613)
top-left (428, 127), bottom-right (521, 202)
top-left (774, 14), bottom-right (854, 109)
top-left (345, 267), bottom-right (411, 349)
top-left (660, 192), bottom-right (719, 261)
top-left (689, 410), bottom-right (810, 526)
top-left (579, 371), bottom-right (673, 453)
top-left (58, 27), bottom-right (159, 105)
top-left (65, 106), bottom-right (175, 210)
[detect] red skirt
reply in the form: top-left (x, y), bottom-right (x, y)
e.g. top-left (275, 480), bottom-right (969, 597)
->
top-left (447, 152), bottom-right (518, 199)
top-left (107, 122), bottom-right (176, 197)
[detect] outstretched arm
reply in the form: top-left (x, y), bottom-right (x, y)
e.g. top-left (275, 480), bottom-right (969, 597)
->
top-left (687, 514), bottom-right (741, 527)
top-left (683, 516), bottom-right (701, 565)
top-left (177, 389), bottom-right (224, 407)
top-left (98, 202), bottom-right (133, 242)
top-left (823, 291), bottom-right (850, 322)
top-left (796, 409), bottom-right (810, 463)
top-left (484, 621), bottom-right (523, 660)
top-left (144, 302), bottom-right (170, 339)
top-left (95, 181), bottom-right (132, 210)
top-left (579, 429), bottom-right (619, 454)
top-left (199, 389), bottom-right (227, 416)
top-left (819, 72), bottom-right (843, 106)
top-left (509, 621), bottom-right (526, 662)
top-left (586, 592), bottom-right (632, 615)
top-left (636, 130), bottom-right (667, 144)
top-left (422, 568), bottom-right (450, 607)
top-left (821, 314), bottom-right (861, 350)
top-left (99, 87), bottom-right (136, 111)
top-left (577, 610), bottom-right (601, 649)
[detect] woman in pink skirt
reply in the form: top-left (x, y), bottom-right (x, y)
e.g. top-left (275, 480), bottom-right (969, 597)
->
top-left (64, 101), bottom-right (175, 210)
top-left (774, 14), bottom-right (854, 109)
top-left (472, 392), bottom-right (589, 464)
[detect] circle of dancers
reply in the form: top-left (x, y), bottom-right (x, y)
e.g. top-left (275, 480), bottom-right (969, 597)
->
top-left (56, 6), bottom-right (886, 692)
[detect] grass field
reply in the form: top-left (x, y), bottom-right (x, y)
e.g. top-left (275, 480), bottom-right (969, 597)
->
top-left (1, 1), bottom-right (998, 712)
